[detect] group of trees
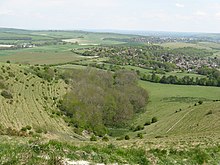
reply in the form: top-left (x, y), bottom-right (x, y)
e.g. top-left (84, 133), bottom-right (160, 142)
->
top-left (58, 69), bottom-right (148, 136)
top-left (29, 66), bottom-right (57, 82)
top-left (141, 72), bottom-right (220, 87)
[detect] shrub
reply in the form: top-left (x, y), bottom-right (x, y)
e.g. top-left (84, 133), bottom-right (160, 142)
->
top-left (144, 121), bottom-right (151, 126)
top-left (90, 135), bottom-right (97, 141)
top-left (21, 127), bottom-right (27, 132)
top-left (102, 136), bottom-right (109, 142)
top-left (1, 90), bottom-right (13, 99)
top-left (206, 110), bottom-right (213, 115)
top-left (151, 117), bottom-right (158, 123)
top-left (198, 100), bottom-right (203, 105)
top-left (116, 137), bottom-right (124, 141)
top-left (133, 125), bottom-right (144, 132)
top-left (26, 125), bottom-right (32, 130)
top-left (44, 96), bottom-right (48, 100)
top-left (35, 128), bottom-right (43, 134)
top-left (125, 135), bottom-right (130, 140)
top-left (137, 133), bottom-right (143, 139)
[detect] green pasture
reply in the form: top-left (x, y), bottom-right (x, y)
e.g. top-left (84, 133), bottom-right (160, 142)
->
top-left (132, 81), bottom-right (220, 137)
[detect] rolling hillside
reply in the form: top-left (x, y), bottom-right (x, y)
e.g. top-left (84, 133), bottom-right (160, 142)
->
top-left (130, 81), bottom-right (220, 139)
top-left (0, 63), bottom-right (83, 140)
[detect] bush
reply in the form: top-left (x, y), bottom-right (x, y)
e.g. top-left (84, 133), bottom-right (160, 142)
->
top-left (133, 125), bottom-right (144, 132)
top-left (206, 110), bottom-right (213, 115)
top-left (102, 136), bottom-right (109, 142)
top-left (90, 135), bottom-right (97, 141)
top-left (137, 133), bottom-right (143, 139)
top-left (125, 135), bottom-right (130, 140)
top-left (26, 125), bottom-right (32, 130)
top-left (116, 137), bottom-right (124, 141)
top-left (21, 127), bottom-right (27, 132)
top-left (1, 90), bottom-right (13, 99)
top-left (144, 121), bottom-right (151, 126)
top-left (151, 117), bottom-right (158, 123)
top-left (35, 128), bottom-right (43, 134)
top-left (198, 100), bottom-right (203, 105)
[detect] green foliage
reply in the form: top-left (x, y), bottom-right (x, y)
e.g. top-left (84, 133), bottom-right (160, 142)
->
top-left (20, 127), bottom-right (27, 132)
top-left (125, 135), bottom-right (130, 140)
top-left (28, 66), bottom-right (55, 82)
top-left (206, 110), bottom-right (213, 115)
top-left (137, 133), bottom-right (143, 139)
top-left (90, 135), bottom-right (97, 141)
top-left (102, 136), bottom-right (109, 142)
top-left (0, 139), bottom-right (150, 164)
top-left (26, 125), bottom-right (32, 130)
top-left (133, 125), bottom-right (144, 132)
top-left (198, 100), bottom-right (203, 105)
top-left (151, 117), bottom-right (158, 123)
top-left (59, 69), bottom-right (148, 135)
top-left (1, 90), bottom-right (13, 99)
top-left (144, 121), bottom-right (151, 126)
top-left (34, 126), bottom-right (47, 134)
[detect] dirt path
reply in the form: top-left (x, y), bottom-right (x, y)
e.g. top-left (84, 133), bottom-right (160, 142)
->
top-left (166, 108), bottom-right (195, 133)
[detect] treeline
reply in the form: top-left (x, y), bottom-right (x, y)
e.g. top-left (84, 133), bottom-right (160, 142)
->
top-left (58, 69), bottom-right (148, 136)
top-left (141, 72), bottom-right (220, 87)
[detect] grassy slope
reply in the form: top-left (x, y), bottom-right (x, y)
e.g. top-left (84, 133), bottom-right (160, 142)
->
top-left (0, 63), bottom-right (81, 140)
top-left (132, 81), bottom-right (220, 137)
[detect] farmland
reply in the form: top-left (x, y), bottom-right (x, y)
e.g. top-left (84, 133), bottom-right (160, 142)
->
top-left (0, 28), bottom-right (220, 164)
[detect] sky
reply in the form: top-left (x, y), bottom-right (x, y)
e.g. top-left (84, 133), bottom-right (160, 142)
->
top-left (0, 0), bottom-right (220, 33)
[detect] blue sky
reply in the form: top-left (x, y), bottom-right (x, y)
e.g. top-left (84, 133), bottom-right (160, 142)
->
top-left (0, 0), bottom-right (220, 33)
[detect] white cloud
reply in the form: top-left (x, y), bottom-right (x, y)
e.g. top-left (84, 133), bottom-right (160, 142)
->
top-left (194, 11), bottom-right (207, 17)
top-left (215, 12), bottom-right (220, 19)
top-left (0, 9), bottom-right (13, 16)
top-left (175, 3), bottom-right (184, 8)
top-left (216, 12), bottom-right (220, 17)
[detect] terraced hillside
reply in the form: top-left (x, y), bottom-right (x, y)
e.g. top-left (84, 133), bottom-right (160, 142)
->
top-left (131, 81), bottom-right (220, 139)
top-left (0, 63), bottom-right (80, 140)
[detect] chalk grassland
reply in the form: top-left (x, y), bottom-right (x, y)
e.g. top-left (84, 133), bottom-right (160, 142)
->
top-left (133, 81), bottom-right (220, 137)
top-left (0, 63), bottom-right (81, 140)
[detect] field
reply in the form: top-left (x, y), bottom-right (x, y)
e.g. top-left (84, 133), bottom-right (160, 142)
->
top-left (0, 29), bottom-right (135, 64)
top-left (161, 41), bottom-right (220, 58)
top-left (134, 81), bottom-right (220, 136)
